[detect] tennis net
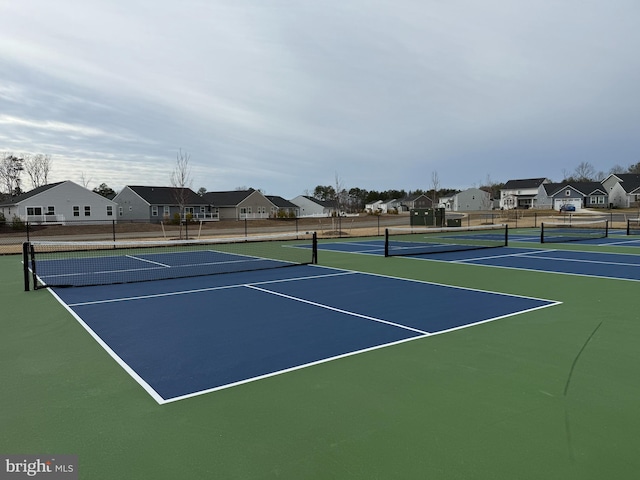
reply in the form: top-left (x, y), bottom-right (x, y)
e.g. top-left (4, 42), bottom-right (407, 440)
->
top-left (384, 224), bottom-right (508, 257)
top-left (627, 219), bottom-right (640, 235)
top-left (540, 219), bottom-right (608, 243)
top-left (23, 231), bottom-right (317, 290)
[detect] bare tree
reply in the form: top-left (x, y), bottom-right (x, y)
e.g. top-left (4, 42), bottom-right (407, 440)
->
top-left (431, 171), bottom-right (440, 206)
top-left (0, 152), bottom-right (24, 197)
top-left (333, 172), bottom-right (347, 215)
top-left (24, 153), bottom-right (52, 188)
top-left (431, 171), bottom-right (440, 225)
top-left (79, 172), bottom-right (92, 189)
top-left (171, 149), bottom-right (193, 233)
top-left (572, 162), bottom-right (597, 182)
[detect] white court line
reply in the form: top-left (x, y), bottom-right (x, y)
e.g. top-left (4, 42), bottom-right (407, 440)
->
top-left (453, 249), bottom-right (557, 263)
top-left (246, 284), bottom-right (431, 336)
top-left (162, 334), bottom-right (427, 404)
top-left (454, 247), bottom-right (640, 268)
top-left (600, 239), bottom-right (640, 246)
top-left (43, 256), bottom-right (275, 281)
top-left (66, 271), bottom-right (358, 307)
top-left (126, 255), bottom-right (170, 267)
top-left (48, 288), bottom-right (165, 405)
top-left (509, 254), bottom-right (640, 268)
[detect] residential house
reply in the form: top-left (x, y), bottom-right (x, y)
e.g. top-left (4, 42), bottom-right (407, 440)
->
top-left (500, 178), bottom-right (551, 209)
top-left (266, 195), bottom-right (300, 218)
top-left (602, 174), bottom-right (640, 208)
top-left (400, 193), bottom-right (433, 210)
top-left (364, 200), bottom-right (383, 213)
top-left (0, 180), bottom-right (118, 224)
top-left (538, 182), bottom-right (609, 211)
top-left (290, 196), bottom-right (339, 217)
top-left (365, 199), bottom-right (403, 214)
top-left (550, 183), bottom-right (607, 211)
top-left (113, 186), bottom-right (213, 222)
top-left (441, 188), bottom-right (491, 211)
top-left (202, 188), bottom-right (274, 220)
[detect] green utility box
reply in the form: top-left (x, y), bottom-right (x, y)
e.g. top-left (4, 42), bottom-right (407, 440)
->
top-left (410, 208), bottom-right (445, 227)
top-left (446, 218), bottom-right (461, 227)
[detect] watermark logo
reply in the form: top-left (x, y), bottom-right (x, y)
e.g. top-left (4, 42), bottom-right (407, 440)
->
top-left (0, 456), bottom-right (77, 479)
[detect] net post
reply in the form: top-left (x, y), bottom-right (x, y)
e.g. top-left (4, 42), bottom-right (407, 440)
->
top-left (627, 219), bottom-right (631, 236)
top-left (312, 232), bottom-right (318, 264)
top-left (605, 220), bottom-right (609, 238)
top-left (504, 224), bottom-right (509, 247)
top-left (29, 242), bottom-right (38, 289)
top-left (22, 242), bottom-right (30, 291)
top-left (540, 223), bottom-right (545, 243)
top-left (384, 228), bottom-right (389, 257)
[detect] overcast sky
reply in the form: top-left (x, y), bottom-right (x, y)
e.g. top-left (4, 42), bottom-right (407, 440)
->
top-left (1, 1), bottom-right (638, 197)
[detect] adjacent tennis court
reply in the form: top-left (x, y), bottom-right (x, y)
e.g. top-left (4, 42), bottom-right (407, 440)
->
top-left (316, 224), bottom-right (640, 281)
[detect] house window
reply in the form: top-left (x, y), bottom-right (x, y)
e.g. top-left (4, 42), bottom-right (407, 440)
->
top-left (565, 190), bottom-right (571, 196)
top-left (151, 206), bottom-right (158, 216)
top-left (26, 207), bottom-right (43, 216)
top-left (84, 206), bottom-right (91, 216)
top-left (164, 206), bottom-right (170, 216)
top-left (107, 206), bottom-right (113, 216)
top-left (118, 207), bottom-right (123, 216)
top-left (73, 206), bottom-right (80, 217)
top-left (46, 206), bottom-right (55, 215)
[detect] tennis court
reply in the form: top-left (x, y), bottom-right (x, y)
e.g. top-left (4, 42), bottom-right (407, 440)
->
top-left (4, 224), bottom-right (640, 479)
top-left (50, 262), bottom-right (557, 403)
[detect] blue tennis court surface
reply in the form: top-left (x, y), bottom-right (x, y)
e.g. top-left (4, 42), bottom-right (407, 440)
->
top-left (51, 264), bottom-right (558, 404)
top-left (318, 238), bottom-right (640, 281)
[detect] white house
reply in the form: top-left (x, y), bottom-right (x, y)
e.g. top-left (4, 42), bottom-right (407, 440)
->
top-left (290, 195), bottom-right (338, 217)
top-left (365, 200), bottom-right (383, 213)
top-left (601, 174), bottom-right (640, 208)
top-left (500, 178), bottom-right (551, 209)
top-left (0, 181), bottom-right (118, 224)
top-left (441, 188), bottom-right (491, 211)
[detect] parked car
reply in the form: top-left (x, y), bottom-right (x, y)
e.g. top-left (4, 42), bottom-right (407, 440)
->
top-left (559, 204), bottom-right (576, 212)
